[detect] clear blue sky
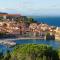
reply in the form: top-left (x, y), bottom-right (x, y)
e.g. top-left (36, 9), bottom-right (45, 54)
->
top-left (0, 0), bottom-right (60, 16)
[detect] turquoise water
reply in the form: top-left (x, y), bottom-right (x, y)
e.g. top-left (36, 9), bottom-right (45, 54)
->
top-left (0, 39), bottom-right (60, 53)
top-left (14, 40), bottom-right (60, 48)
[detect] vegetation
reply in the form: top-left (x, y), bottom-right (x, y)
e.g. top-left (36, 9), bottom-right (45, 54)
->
top-left (4, 50), bottom-right (11, 60)
top-left (0, 44), bottom-right (60, 60)
top-left (0, 17), bottom-right (3, 21)
top-left (0, 32), bottom-right (6, 35)
top-left (46, 32), bottom-right (55, 40)
top-left (10, 44), bottom-right (60, 60)
top-left (0, 49), bottom-right (3, 60)
top-left (15, 16), bottom-right (36, 24)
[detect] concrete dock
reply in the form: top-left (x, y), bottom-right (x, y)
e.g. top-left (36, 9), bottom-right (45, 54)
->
top-left (0, 40), bottom-right (16, 47)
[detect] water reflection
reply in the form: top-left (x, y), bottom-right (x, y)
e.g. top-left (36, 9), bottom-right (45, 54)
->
top-left (0, 39), bottom-right (60, 53)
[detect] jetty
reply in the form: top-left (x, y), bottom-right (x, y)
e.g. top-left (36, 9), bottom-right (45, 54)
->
top-left (0, 40), bottom-right (16, 47)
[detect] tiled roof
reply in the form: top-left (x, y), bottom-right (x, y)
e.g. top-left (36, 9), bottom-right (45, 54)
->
top-left (0, 14), bottom-right (21, 16)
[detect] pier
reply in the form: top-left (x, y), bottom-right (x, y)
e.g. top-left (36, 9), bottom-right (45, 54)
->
top-left (0, 40), bottom-right (16, 47)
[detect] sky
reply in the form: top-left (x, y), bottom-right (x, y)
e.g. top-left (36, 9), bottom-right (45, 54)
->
top-left (0, 0), bottom-right (60, 16)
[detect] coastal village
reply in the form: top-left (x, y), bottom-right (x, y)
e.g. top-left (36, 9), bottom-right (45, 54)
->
top-left (0, 13), bottom-right (60, 40)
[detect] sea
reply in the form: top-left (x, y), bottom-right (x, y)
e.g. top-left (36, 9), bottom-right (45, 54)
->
top-left (0, 16), bottom-right (60, 53)
top-left (33, 16), bottom-right (60, 27)
top-left (0, 40), bottom-right (60, 54)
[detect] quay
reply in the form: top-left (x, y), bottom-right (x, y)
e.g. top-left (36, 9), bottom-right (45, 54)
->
top-left (0, 37), bottom-right (46, 41)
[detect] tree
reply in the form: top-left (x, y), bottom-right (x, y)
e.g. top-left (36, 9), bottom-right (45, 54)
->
top-left (4, 50), bottom-right (11, 60)
top-left (15, 16), bottom-right (36, 23)
top-left (46, 32), bottom-right (51, 40)
top-left (0, 49), bottom-right (4, 60)
top-left (0, 17), bottom-right (3, 21)
top-left (15, 16), bottom-right (28, 23)
top-left (28, 17), bottom-right (37, 23)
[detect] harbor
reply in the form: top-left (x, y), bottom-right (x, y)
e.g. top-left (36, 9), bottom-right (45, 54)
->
top-left (0, 39), bottom-right (60, 48)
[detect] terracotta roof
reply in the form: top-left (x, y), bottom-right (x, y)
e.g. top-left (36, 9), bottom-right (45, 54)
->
top-left (0, 14), bottom-right (21, 16)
